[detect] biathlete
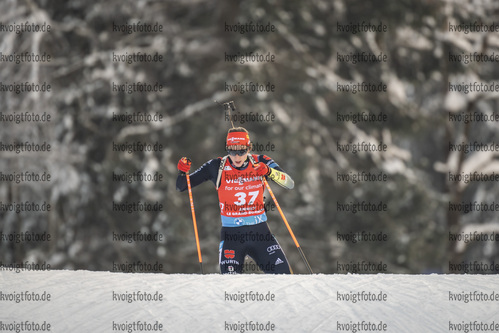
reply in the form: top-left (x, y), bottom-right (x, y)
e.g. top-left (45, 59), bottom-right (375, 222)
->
top-left (176, 127), bottom-right (295, 274)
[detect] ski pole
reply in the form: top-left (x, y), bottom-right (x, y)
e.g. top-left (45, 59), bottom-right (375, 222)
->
top-left (264, 178), bottom-right (313, 274)
top-left (186, 172), bottom-right (203, 274)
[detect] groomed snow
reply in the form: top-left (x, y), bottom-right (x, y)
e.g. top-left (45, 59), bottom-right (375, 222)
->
top-left (1, 271), bottom-right (498, 332)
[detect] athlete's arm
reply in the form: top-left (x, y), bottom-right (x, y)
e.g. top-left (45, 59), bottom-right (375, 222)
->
top-left (258, 155), bottom-right (294, 189)
top-left (176, 158), bottom-right (221, 192)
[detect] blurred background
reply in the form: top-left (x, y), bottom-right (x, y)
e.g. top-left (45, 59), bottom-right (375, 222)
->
top-left (1, 0), bottom-right (499, 274)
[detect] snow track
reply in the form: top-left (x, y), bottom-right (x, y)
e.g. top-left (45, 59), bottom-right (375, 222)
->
top-left (1, 271), bottom-right (498, 332)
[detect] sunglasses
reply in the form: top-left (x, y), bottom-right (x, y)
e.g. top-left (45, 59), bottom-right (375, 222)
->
top-left (227, 148), bottom-right (249, 156)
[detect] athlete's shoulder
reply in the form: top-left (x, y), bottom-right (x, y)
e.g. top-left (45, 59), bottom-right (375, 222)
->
top-left (206, 157), bottom-right (223, 165)
top-left (255, 154), bottom-right (282, 170)
top-left (215, 156), bottom-right (229, 166)
top-left (256, 154), bottom-right (274, 163)
top-left (193, 158), bottom-right (222, 174)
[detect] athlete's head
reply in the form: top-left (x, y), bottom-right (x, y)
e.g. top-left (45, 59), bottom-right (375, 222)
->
top-left (226, 127), bottom-right (251, 167)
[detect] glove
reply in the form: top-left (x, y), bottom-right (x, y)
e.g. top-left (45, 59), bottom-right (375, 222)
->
top-left (177, 157), bottom-right (192, 173)
top-left (253, 162), bottom-right (270, 177)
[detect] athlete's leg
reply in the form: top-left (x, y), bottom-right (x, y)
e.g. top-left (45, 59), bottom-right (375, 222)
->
top-left (219, 227), bottom-right (246, 274)
top-left (246, 223), bottom-right (291, 274)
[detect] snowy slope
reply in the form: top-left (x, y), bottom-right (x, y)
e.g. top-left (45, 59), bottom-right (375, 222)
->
top-left (1, 271), bottom-right (498, 332)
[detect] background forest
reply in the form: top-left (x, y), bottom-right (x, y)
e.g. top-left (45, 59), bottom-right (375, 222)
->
top-left (1, 0), bottom-right (499, 274)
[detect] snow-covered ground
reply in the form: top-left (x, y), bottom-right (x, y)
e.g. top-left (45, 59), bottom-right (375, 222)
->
top-left (1, 271), bottom-right (498, 332)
